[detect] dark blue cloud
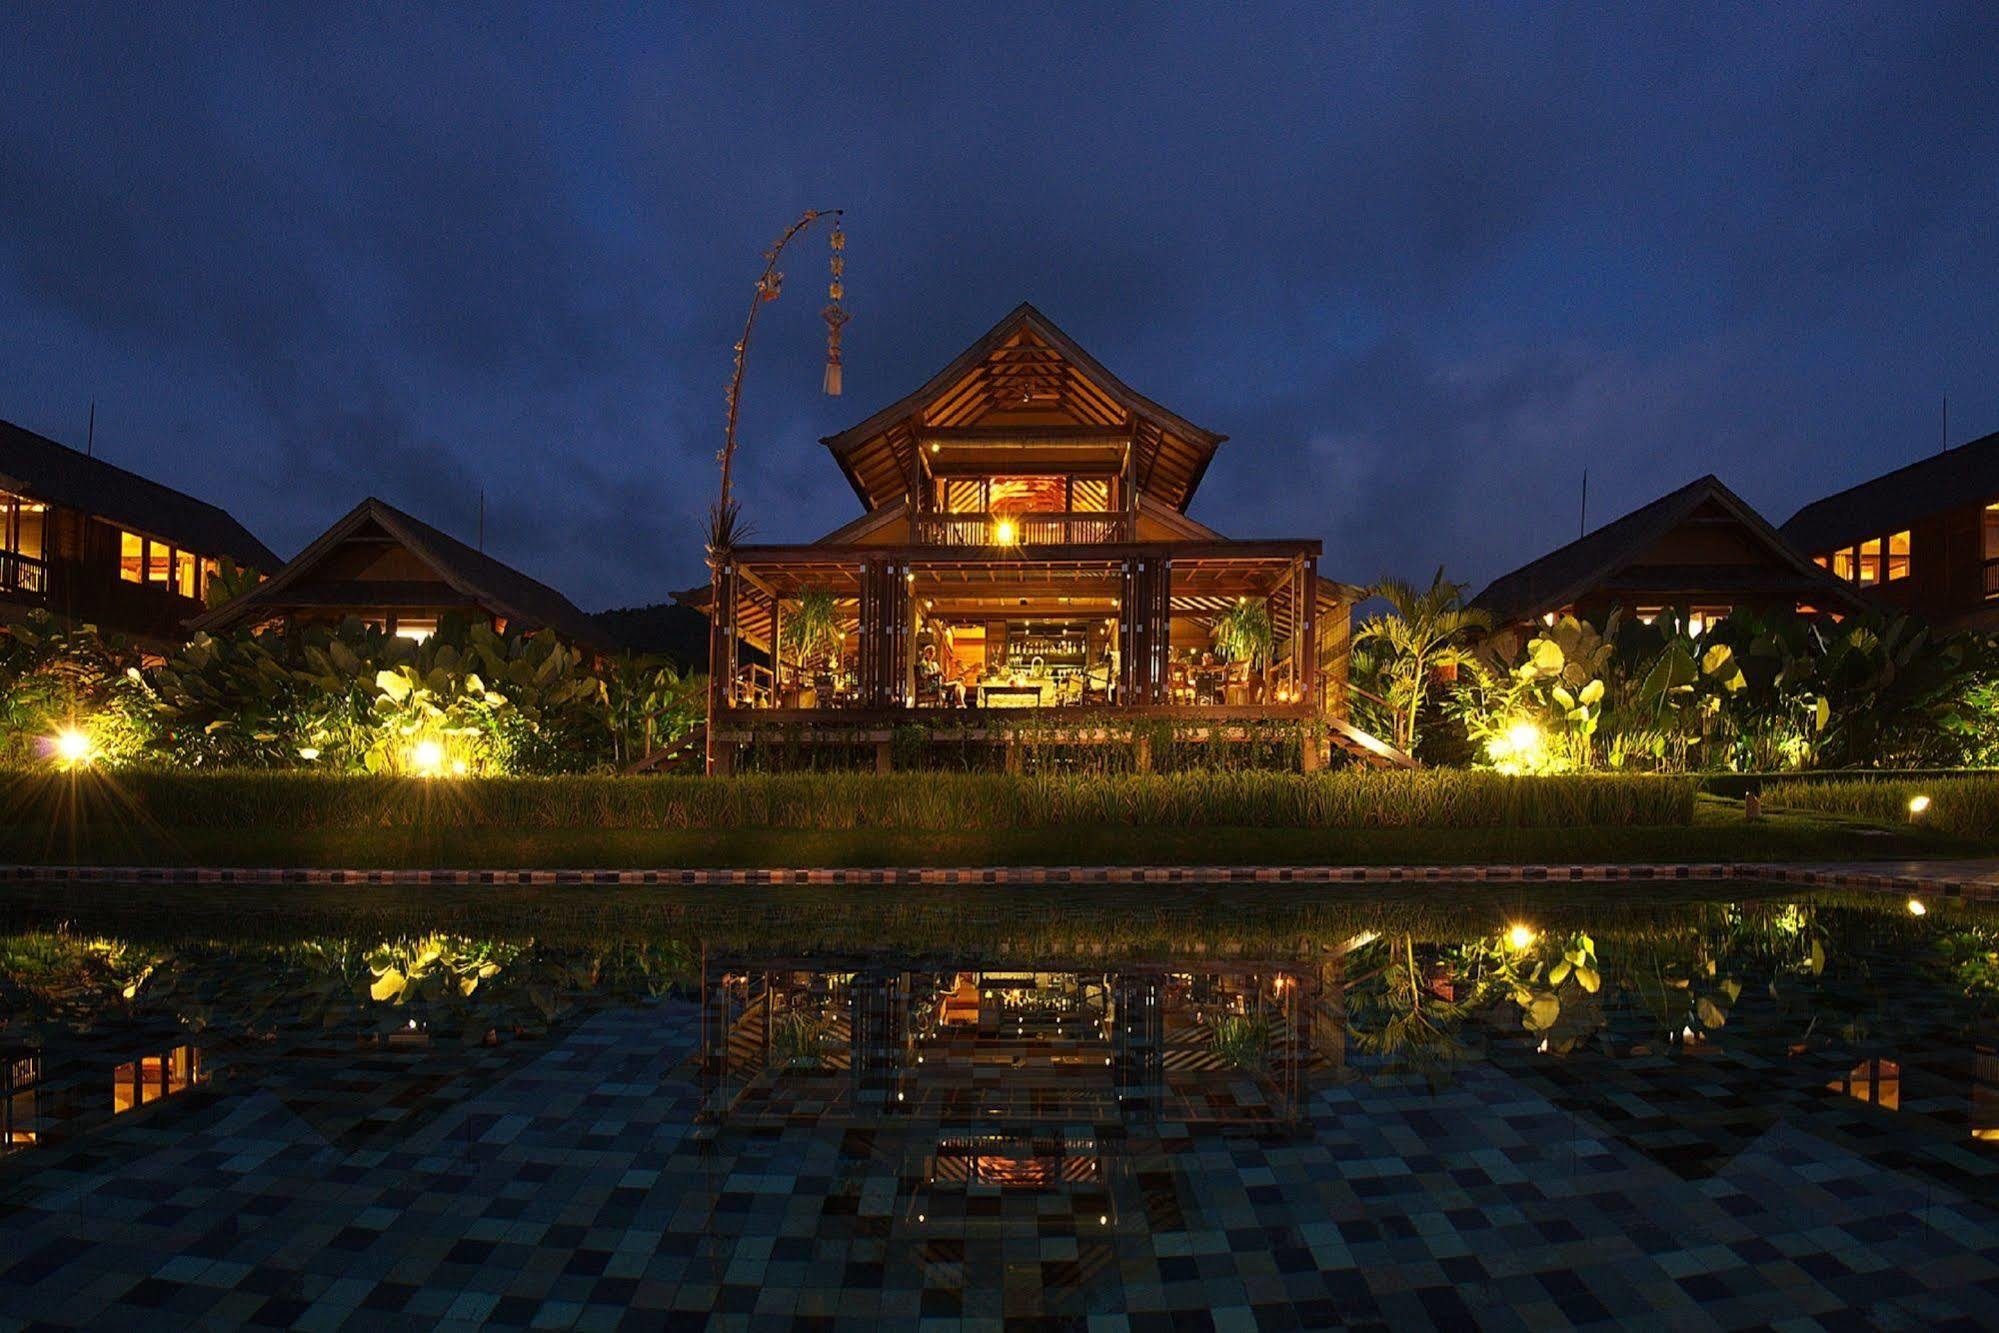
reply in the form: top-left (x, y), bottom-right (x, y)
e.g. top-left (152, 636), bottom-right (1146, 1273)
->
top-left (1, 2), bottom-right (1994, 608)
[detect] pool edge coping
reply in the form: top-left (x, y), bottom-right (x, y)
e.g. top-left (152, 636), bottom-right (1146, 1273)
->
top-left (0, 861), bottom-right (1992, 900)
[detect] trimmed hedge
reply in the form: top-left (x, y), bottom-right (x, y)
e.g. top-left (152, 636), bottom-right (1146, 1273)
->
top-left (8, 769), bottom-right (1696, 831)
top-left (1766, 775), bottom-right (1999, 839)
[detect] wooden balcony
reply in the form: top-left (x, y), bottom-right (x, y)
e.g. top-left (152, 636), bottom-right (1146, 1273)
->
top-left (913, 511), bottom-right (1129, 547)
top-left (0, 552), bottom-right (49, 598)
top-left (1984, 557), bottom-right (1999, 600)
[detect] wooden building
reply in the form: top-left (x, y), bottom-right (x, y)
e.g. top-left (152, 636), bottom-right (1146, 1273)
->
top-left (192, 497), bottom-right (607, 651)
top-left (1780, 429), bottom-right (1999, 631)
top-left (0, 417), bottom-right (278, 645)
top-left (683, 303), bottom-right (1385, 771)
top-left (1471, 474), bottom-right (1865, 630)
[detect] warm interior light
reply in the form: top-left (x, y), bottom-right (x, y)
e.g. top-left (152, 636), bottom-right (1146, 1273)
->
top-left (51, 728), bottom-right (92, 767)
top-left (410, 739), bottom-right (446, 776)
top-left (993, 518), bottom-right (1018, 546)
top-left (1507, 924), bottom-right (1537, 951)
top-left (1908, 794), bottom-right (1932, 815)
top-left (1907, 898), bottom-right (1927, 916)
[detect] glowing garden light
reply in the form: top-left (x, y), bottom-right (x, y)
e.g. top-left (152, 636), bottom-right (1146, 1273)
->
top-left (50, 728), bottom-right (93, 768)
top-left (1505, 721), bottom-right (1542, 759)
top-left (410, 739), bottom-right (446, 776)
top-left (1507, 923), bottom-right (1537, 951)
top-left (1907, 898), bottom-right (1927, 917)
top-left (1908, 794), bottom-right (1932, 817)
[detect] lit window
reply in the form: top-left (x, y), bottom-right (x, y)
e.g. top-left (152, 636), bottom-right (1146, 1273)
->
top-left (201, 557), bottom-right (221, 598)
top-left (1857, 538), bottom-right (1881, 586)
top-left (987, 476), bottom-right (1067, 513)
top-left (1686, 606), bottom-right (1730, 636)
top-left (145, 540), bottom-right (171, 584)
top-left (1986, 505), bottom-right (1999, 562)
top-left (394, 617), bottom-right (437, 643)
top-left (119, 530), bottom-right (144, 583)
top-left (1886, 530), bottom-right (1911, 580)
top-left (1070, 477), bottom-right (1113, 512)
top-left (1830, 547), bottom-right (1855, 581)
top-left (112, 1045), bottom-right (201, 1114)
top-left (1811, 554), bottom-right (1828, 569)
top-left (1829, 1057), bottom-right (1900, 1110)
top-left (1, 495), bottom-right (45, 561)
top-left (175, 549), bottom-right (198, 598)
top-left (1634, 606), bottom-right (1664, 625)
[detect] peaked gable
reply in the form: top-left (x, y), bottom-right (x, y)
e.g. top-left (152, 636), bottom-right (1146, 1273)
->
top-left (191, 497), bottom-right (606, 648)
top-left (1471, 475), bottom-right (1865, 623)
top-left (821, 303), bottom-right (1226, 513)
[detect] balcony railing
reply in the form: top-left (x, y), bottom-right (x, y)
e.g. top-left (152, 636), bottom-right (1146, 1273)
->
top-left (0, 553), bottom-right (49, 597)
top-left (1984, 557), bottom-right (1999, 600)
top-left (914, 511), bottom-right (1128, 547)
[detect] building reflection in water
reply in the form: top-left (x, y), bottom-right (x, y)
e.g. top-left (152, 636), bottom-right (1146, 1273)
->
top-left (698, 958), bottom-right (1324, 1130)
top-left (111, 1044), bottom-right (203, 1115)
top-left (2, 1047), bottom-right (41, 1151)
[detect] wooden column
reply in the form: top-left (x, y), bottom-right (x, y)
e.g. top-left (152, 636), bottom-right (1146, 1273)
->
top-left (1297, 556), bottom-right (1320, 712)
top-left (1119, 555), bottom-right (1171, 704)
top-left (768, 590), bottom-right (783, 704)
top-left (704, 559), bottom-right (738, 776)
top-left (1321, 589), bottom-right (1350, 723)
top-left (857, 557), bottom-right (913, 708)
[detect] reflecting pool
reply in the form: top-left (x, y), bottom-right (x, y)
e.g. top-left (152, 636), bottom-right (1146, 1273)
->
top-left (0, 882), bottom-right (1995, 1327)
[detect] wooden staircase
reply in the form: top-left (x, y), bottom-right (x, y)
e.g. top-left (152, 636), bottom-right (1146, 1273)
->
top-left (623, 725), bottom-right (707, 775)
top-left (1326, 718), bottom-right (1420, 770)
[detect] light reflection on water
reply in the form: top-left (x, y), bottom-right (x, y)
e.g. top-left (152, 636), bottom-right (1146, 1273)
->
top-left (0, 883), bottom-right (1995, 1324)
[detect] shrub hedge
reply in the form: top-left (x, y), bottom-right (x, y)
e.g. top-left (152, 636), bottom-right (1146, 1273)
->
top-left (1765, 775), bottom-right (1999, 839)
top-left (7, 769), bottom-right (1696, 831)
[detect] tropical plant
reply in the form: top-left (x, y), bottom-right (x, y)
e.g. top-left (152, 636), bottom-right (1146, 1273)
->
top-left (0, 612), bottom-right (151, 766)
top-left (772, 1012), bottom-right (827, 1067)
top-left (1208, 1012), bottom-right (1270, 1071)
top-left (1354, 570), bottom-right (1491, 753)
top-left (787, 590), bottom-right (842, 668)
top-left (1210, 598), bottom-right (1274, 670)
top-left (199, 556), bottom-right (263, 611)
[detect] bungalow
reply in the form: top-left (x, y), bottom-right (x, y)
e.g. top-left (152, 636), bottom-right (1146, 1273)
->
top-left (680, 302), bottom-right (1394, 772)
top-left (1470, 474), bottom-right (1866, 631)
top-left (0, 416), bottom-right (278, 644)
top-left (1780, 428), bottom-right (1999, 631)
top-left (191, 496), bottom-right (607, 652)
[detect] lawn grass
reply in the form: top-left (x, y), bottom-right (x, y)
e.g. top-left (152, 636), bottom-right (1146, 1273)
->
top-left (0, 796), bottom-right (1975, 868)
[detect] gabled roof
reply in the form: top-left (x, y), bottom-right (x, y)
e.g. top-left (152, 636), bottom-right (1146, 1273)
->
top-left (0, 416), bottom-right (278, 568)
top-left (1470, 475), bottom-right (1866, 623)
top-left (191, 497), bottom-right (607, 649)
top-left (1781, 428), bottom-right (1999, 554)
top-left (820, 303), bottom-right (1226, 513)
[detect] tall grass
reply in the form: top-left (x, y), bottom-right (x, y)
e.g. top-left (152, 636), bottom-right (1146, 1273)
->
top-left (1767, 775), bottom-right (1999, 839)
top-left (2, 769), bottom-right (1695, 831)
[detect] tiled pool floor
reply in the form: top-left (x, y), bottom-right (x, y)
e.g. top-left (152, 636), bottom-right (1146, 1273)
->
top-left (2, 998), bottom-right (1995, 1331)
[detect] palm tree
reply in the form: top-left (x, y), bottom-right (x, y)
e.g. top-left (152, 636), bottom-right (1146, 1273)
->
top-left (1355, 569), bottom-right (1490, 752)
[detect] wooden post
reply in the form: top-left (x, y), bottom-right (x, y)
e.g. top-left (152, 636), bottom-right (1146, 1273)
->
top-left (704, 560), bottom-right (736, 776)
top-left (1118, 555), bottom-right (1171, 706)
top-left (1299, 556), bottom-right (1320, 713)
top-left (875, 739), bottom-right (893, 774)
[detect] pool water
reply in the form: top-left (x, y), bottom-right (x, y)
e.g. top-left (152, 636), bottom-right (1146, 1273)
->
top-left (0, 883), bottom-right (1995, 1328)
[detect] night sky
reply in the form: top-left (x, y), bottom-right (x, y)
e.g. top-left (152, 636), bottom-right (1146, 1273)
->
top-left (5, 5), bottom-right (1996, 610)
